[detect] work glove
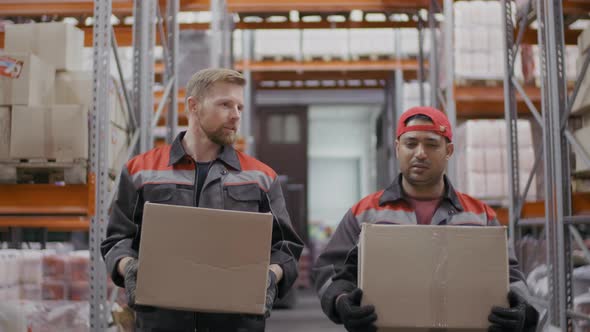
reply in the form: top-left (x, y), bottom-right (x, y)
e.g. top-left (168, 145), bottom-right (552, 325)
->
top-left (488, 290), bottom-right (539, 332)
top-left (335, 288), bottom-right (377, 332)
top-left (122, 258), bottom-right (154, 312)
top-left (264, 270), bottom-right (278, 318)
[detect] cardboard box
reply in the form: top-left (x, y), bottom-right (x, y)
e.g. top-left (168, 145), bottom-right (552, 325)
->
top-left (5, 23), bottom-right (84, 71)
top-left (0, 53), bottom-right (55, 106)
top-left (0, 107), bottom-right (10, 160)
top-left (135, 203), bottom-right (273, 314)
top-left (359, 224), bottom-right (509, 331)
top-left (55, 71), bottom-right (128, 128)
top-left (10, 105), bottom-right (88, 160)
top-left (574, 125), bottom-right (590, 172)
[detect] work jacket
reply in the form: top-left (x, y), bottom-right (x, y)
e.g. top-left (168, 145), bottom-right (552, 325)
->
top-left (312, 174), bottom-right (531, 324)
top-left (101, 131), bottom-right (304, 331)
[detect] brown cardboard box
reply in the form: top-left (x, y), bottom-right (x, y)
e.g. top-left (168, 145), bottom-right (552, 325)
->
top-left (5, 23), bottom-right (83, 71)
top-left (359, 224), bottom-right (509, 331)
top-left (55, 71), bottom-right (129, 172)
top-left (55, 71), bottom-right (128, 128)
top-left (135, 203), bottom-right (273, 315)
top-left (9, 105), bottom-right (88, 160)
top-left (0, 53), bottom-right (55, 106)
top-left (0, 107), bottom-right (10, 160)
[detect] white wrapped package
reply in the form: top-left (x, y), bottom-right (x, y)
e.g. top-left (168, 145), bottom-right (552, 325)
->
top-left (0, 301), bottom-right (27, 332)
top-left (20, 250), bottom-right (43, 285)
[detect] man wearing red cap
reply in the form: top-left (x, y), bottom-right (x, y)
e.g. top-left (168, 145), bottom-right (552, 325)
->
top-left (312, 107), bottom-right (539, 332)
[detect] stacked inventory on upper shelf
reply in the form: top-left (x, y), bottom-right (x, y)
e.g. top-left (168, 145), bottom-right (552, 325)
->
top-left (0, 22), bottom-right (130, 185)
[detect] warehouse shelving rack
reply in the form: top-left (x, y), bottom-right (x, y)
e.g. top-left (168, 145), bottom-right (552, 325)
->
top-left (0, 0), bottom-right (179, 330)
top-left (499, 0), bottom-right (590, 330)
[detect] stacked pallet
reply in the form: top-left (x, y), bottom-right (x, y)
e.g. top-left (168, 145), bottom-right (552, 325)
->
top-left (454, 119), bottom-right (537, 204)
top-left (453, 1), bottom-right (523, 83)
top-left (571, 25), bottom-right (590, 182)
top-left (0, 22), bottom-right (129, 184)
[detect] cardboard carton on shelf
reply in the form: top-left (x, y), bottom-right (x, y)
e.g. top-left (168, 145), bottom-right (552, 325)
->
top-left (9, 105), bottom-right (88, 161)
top-left (0, 53), bottom-right (55, 106)
top-left (5, 22), bottom-right (84, 71)
top-left (0, 107), bottom-right (10, 160)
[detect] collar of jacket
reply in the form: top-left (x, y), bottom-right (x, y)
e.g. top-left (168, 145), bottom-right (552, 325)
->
top-left (167, 131), bottom-right (242, 171)
top-left (379, 173), bottom-right (464, 212)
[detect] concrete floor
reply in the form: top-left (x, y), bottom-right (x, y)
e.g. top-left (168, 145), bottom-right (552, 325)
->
top-left (266, 289), bottom-right (345, 332)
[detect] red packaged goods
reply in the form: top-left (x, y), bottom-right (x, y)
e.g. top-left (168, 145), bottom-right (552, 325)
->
top-left (42, 253), bottom-right (68, 281)
top-left (69, 281), bottom-right (89, 301)
top-left (42, 280), bottom-right (67, 300)
top-left (67, 251), bottom-right (89, 282)
top-left (20, 284), bottom-right (42, 301)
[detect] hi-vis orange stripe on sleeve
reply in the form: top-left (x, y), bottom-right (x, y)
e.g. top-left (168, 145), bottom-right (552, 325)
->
top-left (236, 150), bottom-right (277, 180)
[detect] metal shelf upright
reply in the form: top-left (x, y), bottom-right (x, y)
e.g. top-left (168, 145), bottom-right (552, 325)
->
top-left (89, 0), bottom-right (112, 329)
top-left (89, 0), bottom-right (179, 329)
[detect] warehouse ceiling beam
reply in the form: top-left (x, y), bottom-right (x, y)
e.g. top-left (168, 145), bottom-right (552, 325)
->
top-left (0, 1), bottom-right (133, 16)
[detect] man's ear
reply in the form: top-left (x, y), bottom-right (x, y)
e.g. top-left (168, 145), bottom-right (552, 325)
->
top-left (395, 139), bottom-right (400, 157)
top-left (446, 142), bottom-right (454, 160)
top-left (186, 96), bottom-right (200, 115)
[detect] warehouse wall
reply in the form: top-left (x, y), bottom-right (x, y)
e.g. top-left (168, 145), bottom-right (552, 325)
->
top-left (307, 105), bottom-right (379, 228)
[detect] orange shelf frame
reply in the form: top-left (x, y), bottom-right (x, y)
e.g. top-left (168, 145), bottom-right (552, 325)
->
top-left (495, 193), bottom-right (590, 226)
top-left (0, 216), bottom-right (90, 231)
top-left (0, 174), bottom-right (96, 231)
top-left (0, 183), bottom-right (94, 215)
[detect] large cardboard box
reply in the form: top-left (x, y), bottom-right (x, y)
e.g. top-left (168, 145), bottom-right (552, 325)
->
top-left (9, 105), bottom-right (88, 160)
top-left (0, 53), bottom-right (55, 106)
top-left (5, 23), bottom-right (84, 71)
top-left (0, 107), bottom-right (10, 160)
top-left (135, 203), bottom-right (273, 314)
top-left (359, 224), bottom-right (509, 331)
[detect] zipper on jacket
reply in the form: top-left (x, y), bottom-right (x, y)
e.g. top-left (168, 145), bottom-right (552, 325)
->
top-left (193, 160), bottom-right (199, 207)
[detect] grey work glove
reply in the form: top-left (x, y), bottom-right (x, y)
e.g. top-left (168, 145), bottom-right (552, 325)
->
top-left (264, 270), bottom-right (278, 318)
top-left (488, 290), bottom-right (539, 332)
top-left (335, 288), bottom-right (377, 332)
top-left (123, 258), bottom-right (154, 312)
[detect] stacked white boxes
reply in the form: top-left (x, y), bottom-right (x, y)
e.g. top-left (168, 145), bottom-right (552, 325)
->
top-left (0, 22), bottom-right (129, 183)
top-left (302, 29), bottom-right (349, 60)
top-left (571, 25), bottom-right (590, 175)
top-left (255, 29), bottom-right (301, 60)
top-left (402, 81), bottom-right (432, 111)
top-left (455, 119), bottom-right (537, 203)
top-left (454, 1), bottom-right (523, 81)
top-left (350, 29), bottom-right (395, 58)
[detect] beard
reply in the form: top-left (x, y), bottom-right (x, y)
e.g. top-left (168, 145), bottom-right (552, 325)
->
top-left (203, 124), bottom-right (238, 146)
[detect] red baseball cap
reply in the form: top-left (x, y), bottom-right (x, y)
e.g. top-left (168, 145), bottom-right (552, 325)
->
top-left (396, 106), bottom-right (453, 142)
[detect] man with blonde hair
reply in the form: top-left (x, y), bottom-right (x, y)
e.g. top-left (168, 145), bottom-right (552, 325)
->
top-left (102, 68), bottom-right (304, 331)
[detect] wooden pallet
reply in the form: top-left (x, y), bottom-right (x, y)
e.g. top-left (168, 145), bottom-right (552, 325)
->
top-left (351, 54), bottom-right (395, 61)
top-left (455, 77), bottom-right (504, 87)
top-left (0, 159), bottom-right (88, 184)
top-left (257, 55), bottom-right (298, 62)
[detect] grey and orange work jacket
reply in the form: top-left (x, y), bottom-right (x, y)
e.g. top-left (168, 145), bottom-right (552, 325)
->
top-left (101, 131), bottom-right (304, 331)
top-left (312, 174), bottom-right (534, 324)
